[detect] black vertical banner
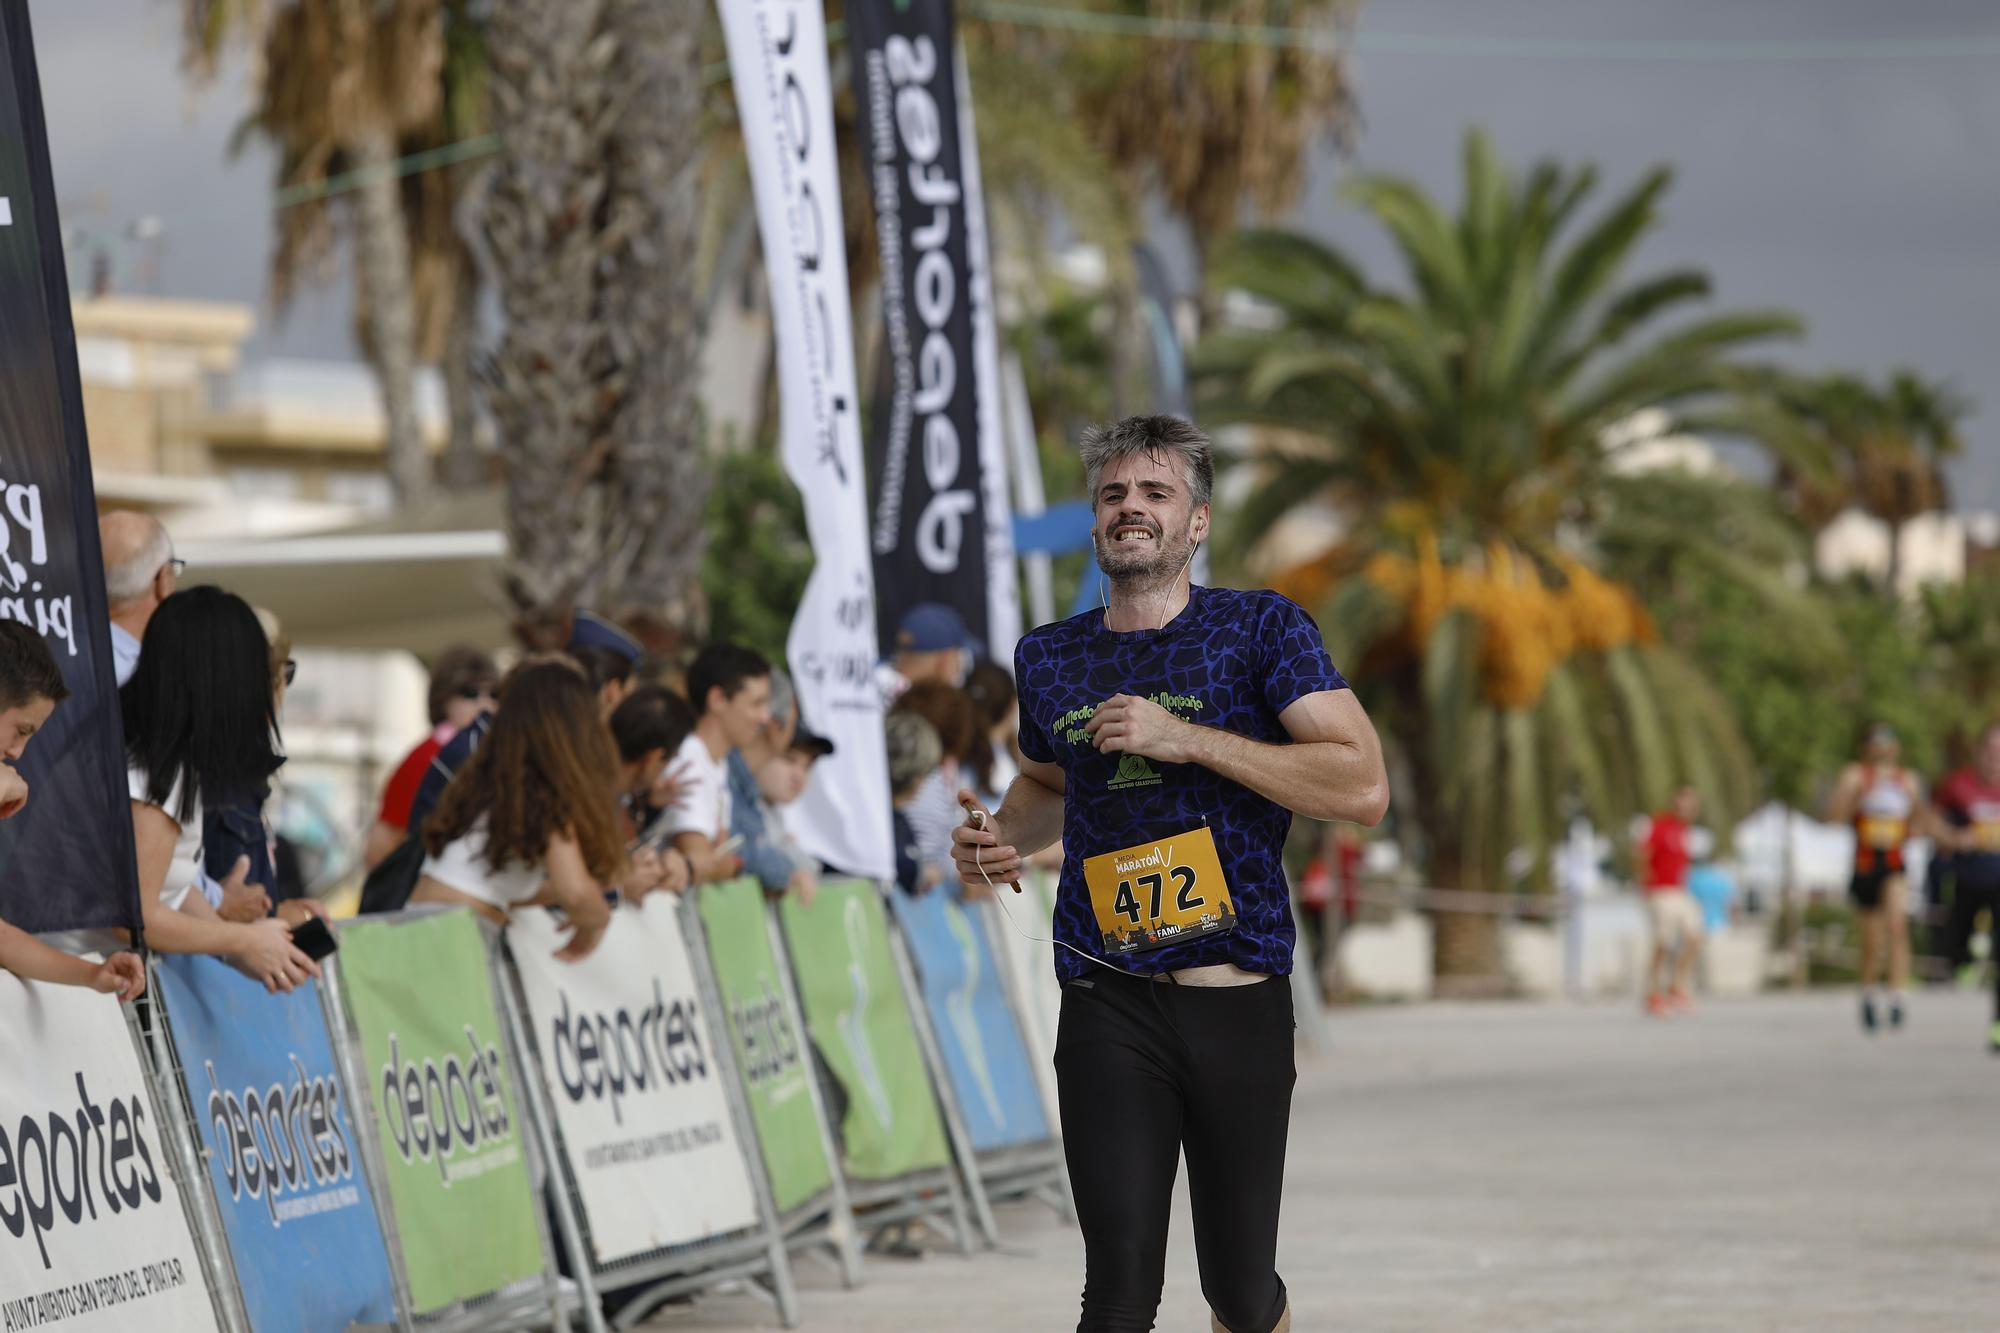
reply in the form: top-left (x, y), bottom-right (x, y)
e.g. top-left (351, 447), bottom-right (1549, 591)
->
top-left (0, 3), bottom-right (142, 935)
top-left (849, 0), bottom-right (993, 657)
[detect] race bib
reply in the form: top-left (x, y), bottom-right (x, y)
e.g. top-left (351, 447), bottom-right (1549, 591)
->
top-left (1859, 815), bottom-right (1907, 849)
top-left (1083, 825), bottom-right (1236, 956)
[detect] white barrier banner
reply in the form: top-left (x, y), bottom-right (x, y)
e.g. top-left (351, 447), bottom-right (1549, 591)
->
top-left (508, 899), bottom-right (759, 1262)
top-left (0, 969), bottom-right (217, 1331)
top-left (721, 0), bottom-right (894, 880)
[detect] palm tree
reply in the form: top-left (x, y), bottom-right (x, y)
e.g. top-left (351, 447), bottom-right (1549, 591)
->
top-left (476, 0), bottom-right (708, 648)
top-left (1774, 370), bottom-right (1967, 596)
top-left (181, 0), bottom-right (444, 506)
top-left (1196, 130), bottom-right (1806, 985)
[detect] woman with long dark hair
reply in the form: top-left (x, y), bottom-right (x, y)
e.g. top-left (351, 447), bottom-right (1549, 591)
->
top-left (414, 657), bottom-right (619, 960)
top-left (123, 587), bottom-right (317, 991)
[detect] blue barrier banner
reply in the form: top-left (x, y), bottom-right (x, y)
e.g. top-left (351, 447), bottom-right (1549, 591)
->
top-left (154, 955), bottom-right (397, 1333)
top-left (888, 889), bottom-right (1048, 1151)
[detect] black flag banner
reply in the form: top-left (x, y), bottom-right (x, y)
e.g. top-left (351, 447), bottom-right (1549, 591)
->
top-left (0, 3), bottom-right (143, 935)
top-left (849, 0), bottom-right (1017, 659)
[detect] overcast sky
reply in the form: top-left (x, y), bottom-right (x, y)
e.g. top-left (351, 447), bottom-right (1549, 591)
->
top-left (24, 0), bottom-right (2000, 509)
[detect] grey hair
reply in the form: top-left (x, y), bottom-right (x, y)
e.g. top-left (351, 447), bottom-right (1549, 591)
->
top-left (1079, 415), bottom-right (1214, 510)
top-left (765, 666), bottom-right (795, 725)
top-left (103, 515), bottom-right (172, 605)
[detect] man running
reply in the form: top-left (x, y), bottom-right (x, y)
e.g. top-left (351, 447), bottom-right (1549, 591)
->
top-left (1636, 784), bottom-right (1705, 1017)
top-left (1825, 723), bottom-right (1931, 1033)
top-left (1930, 722), bottom-right (2000, 1052)
top-left (951, 416), bottom-right (1388, 1333)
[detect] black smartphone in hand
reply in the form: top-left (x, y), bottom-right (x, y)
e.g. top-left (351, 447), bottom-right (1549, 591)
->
top-left (289, 916), bottom-right (338, 962)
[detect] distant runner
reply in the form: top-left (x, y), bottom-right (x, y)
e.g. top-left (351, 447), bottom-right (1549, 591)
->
top-left (1930, 722), bottom-right (2000, 1053)
top-left (1825, 724), bottom-right (1933, 1033)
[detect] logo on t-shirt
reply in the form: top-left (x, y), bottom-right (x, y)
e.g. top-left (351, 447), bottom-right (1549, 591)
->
top-left (1107, 753), bottom-right (1163, 791)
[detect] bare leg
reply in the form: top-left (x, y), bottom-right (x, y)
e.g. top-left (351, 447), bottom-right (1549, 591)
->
top-left (1857, 908), bottom-right (1883, 989)
top-left (1672, 932), bottom-right (1702, 994)
top-left (1648, 939), bottom-right (1669, 998)
top-left (1884, 875), bottom-right (1911, 994)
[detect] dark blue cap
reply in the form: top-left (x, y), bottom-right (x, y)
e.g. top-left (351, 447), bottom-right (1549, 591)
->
top-left (568, 610), bottom-right (642, 663)
top-left (896, 602), bottom-right (973, 653)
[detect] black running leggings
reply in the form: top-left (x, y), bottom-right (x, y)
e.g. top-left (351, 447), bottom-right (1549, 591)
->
top-left (1055, 968), bottom-right (1296, 1333)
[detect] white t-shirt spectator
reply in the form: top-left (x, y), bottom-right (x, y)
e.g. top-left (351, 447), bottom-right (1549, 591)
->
top-left (421, 820), bottom-right (546, 911)
top-left (663, 732), bottom-right (731, 843)
top-left (127, 763), bottom-right (203, 911)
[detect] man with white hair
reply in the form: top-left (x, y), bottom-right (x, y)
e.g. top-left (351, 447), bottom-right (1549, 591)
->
top-left (98, 510), bottom-right (181, 686)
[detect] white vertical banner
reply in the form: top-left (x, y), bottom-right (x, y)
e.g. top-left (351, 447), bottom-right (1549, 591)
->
top-left (720, 0), bottom-right (894, 881)
top-left (955, 40), bottom-right (1020, 662)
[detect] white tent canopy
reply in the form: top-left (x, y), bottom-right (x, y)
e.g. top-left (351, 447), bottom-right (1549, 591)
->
top-left (178, 488), bottom-right (512, 655)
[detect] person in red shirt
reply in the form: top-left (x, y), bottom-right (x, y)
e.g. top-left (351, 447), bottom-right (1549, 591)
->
top-left (1637, 784), bottom-right (1704, 1016)
top-left (361, 645), bottom-right (497, 870)
top-left (1930, 722), bottom-right (2000, 1053)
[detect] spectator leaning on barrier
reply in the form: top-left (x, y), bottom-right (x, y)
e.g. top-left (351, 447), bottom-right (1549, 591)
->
top-left (123, 587), bottom-right (319, 993)
top-left (892, 681), bottom-right (984, 893)
top-left (728, 667), bottom-right (828, 905)
top-left (98, 509), bottom-right (181, 687)
top-left (412, 657), bottom-right (616, 960)
top-left (757, 722), bottom-right (833, 853)
top-left (198, 607), bottom-right (328, 931)
top-left (0, 621), bottom-right (146, 1000)
top-left (885, 710), bottom-right (944, 897)
top-left (362, 643), bottom-right (497, 870)
top-left (665, 642), bottom-right (771, 885)
top-left (608, 683), bottom-right (696, 897)
top-left (406, 612), bottom-right (640, 839)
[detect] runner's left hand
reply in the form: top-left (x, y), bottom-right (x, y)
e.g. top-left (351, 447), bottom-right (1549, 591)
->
top-left (1085, 693), bottom-right (1192, 764)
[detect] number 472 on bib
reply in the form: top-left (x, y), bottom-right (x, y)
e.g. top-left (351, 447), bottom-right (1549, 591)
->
top-left (1082, 825), bottom-right (1237, 957)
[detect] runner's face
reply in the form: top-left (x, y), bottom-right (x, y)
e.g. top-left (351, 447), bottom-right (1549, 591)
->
top-left (1091, 451), bottom-right (1207, 582)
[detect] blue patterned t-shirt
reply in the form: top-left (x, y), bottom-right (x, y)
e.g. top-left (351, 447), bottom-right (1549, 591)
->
top-left (1013, 585), bottom-right (1349, 982)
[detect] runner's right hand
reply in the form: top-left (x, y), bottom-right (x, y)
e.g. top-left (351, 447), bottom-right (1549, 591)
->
top-left (951, 789), bottom-right (1023, 894)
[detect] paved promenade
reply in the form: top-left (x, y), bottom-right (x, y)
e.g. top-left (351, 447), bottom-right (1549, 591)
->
top-left (649, 990), bottom-right (2000, 1331)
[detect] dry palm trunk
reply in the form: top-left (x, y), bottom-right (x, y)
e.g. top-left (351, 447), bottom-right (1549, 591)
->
top-left (351, 117), bottom-right (432, 506)
top-left (477, 1), bottom-right (615, 647)
top-left (441, 238), bottom-right (484, 489)
top-left (597, 0), bottom-right (708, 651)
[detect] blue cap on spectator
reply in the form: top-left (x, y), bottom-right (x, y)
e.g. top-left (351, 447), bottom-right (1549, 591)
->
top-left (568, 610), bottom-right (642, 662)
top-left (896, 602), bottom-right (973, 653)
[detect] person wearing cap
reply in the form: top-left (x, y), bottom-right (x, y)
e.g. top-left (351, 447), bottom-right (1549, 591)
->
top-left (727, 667), bottom-right (831, 905)
top-left (1825, 722), bottom-right (1942, 1033)
top-left (878, 601), bottom-right (978, 706)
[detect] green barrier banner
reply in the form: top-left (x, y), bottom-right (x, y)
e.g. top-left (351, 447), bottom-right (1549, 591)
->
top-left (778, 879), bottom-right (949, 1182)
top-left (696, 879), bottom-right (835, 1212)
top-left (336, 912), bottom-right (544, 1314)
